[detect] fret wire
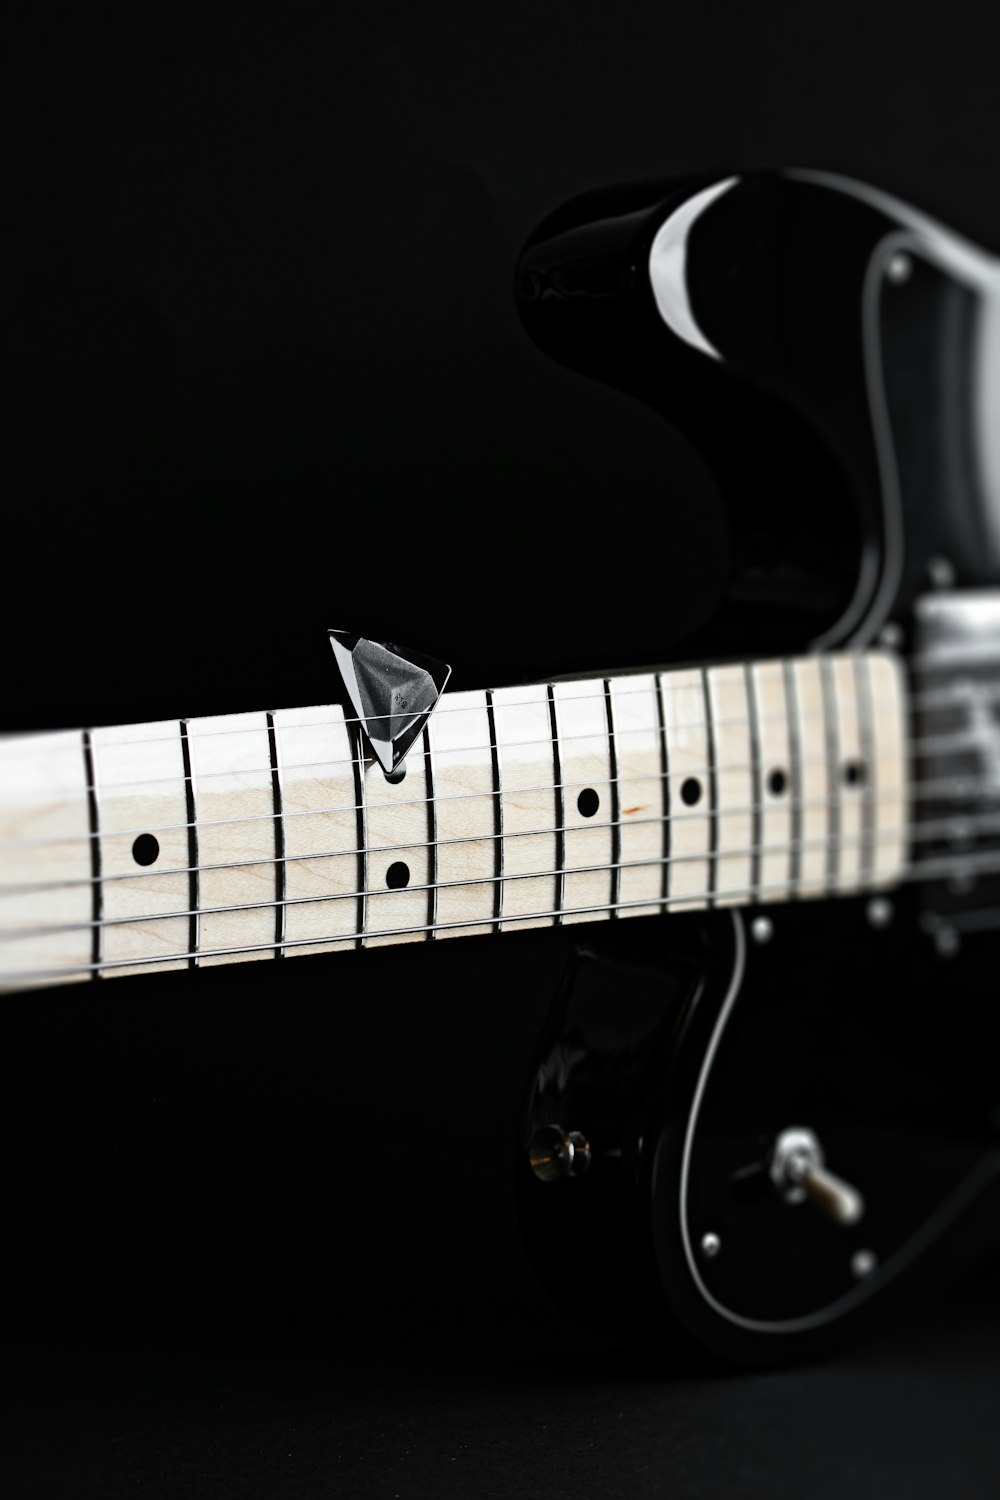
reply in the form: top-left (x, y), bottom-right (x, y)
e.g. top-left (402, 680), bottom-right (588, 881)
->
top-left (547, 685), bottom-right (565, 925)
top-left (854, 654), bottom-right (877, 886)
top-left (9, 843), bottom-right (1000, 985)
top-left (486, 691), bottom-right (503, 934)
top-left (702, 669), bottom-right (718, 907)
top-left (25, 776), bottom-right (1000, 900)
top-left (349, 725), bottom-right (367, 949)
top-left (604, 680), bottom-right (621, 918)
top-left (424, 725), bottom-right (437, 940)
top-left (783, 660), bottom-right (803, 898)
top-left (820, 657), bottom-right (840, 894)
top-left (654, 673), bottom-right (670, 914)
top-left (81, 729), bottom-right (103, 978)
top-left (179, 719), bottom-right (199, 969)
top-left (743, 664), bottom-right (763, 904)
top-left (266, 711), bottom-right (286, 960)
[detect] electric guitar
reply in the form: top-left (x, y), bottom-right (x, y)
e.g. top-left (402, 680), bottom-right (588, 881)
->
top-left (4, 170), bottom-right (1000, 1364)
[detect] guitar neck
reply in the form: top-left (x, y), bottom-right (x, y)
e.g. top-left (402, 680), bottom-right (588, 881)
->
top-left (0, 652), bottom-right (909, 991)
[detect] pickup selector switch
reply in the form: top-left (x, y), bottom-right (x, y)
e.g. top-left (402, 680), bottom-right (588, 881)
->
top-left (769, 1126), bottom-right (865, 1226)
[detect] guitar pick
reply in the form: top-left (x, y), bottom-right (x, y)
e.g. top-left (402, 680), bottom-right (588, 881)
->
top-left (328, 629), bottom-right (452, 776)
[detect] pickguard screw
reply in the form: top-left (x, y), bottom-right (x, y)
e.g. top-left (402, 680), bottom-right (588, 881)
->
top-left (934, 925), bottom-right (961, 959)
top-left (851, 1248), bottom-right (878, 1279)
top-left (866, 897), bottom-right (893, 929)
top-left (751, 916), bottom-right (774, 945)
top-left (701, 1232), bottom-right (721, 1259)
top-left (927, 555), bottom-right (956, 590)
top-left (878, 622), bottom-right (904, 650)
top-left (886, 252), bottom-right (913, 285)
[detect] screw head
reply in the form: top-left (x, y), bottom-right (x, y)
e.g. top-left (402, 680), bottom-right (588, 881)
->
top-left (886, 252), bottom-right (913, 285)
top-left (935, 925), bottom-right (961, 960)
top-left (851, 1248), bottom-right (878, 1279)
top-left (927, 555), bottom-right (956, 590)
top-left (878, 622), bottom-right (904, 650)
top-left (700, 1232), bottom-right (721, 1259)
top-left (866, 897), bottom-right (893, 930)
top-left (751, 916), bottom-right (774, 945)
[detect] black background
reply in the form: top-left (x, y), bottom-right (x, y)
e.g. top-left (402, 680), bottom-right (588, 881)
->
top-left (6, 4), bottom-right (1000, 1495)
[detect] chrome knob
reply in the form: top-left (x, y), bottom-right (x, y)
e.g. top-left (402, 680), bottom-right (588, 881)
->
top-left (528, 1124), bottom-right (592, 1183)
top-left (770, 1127), bottom-right (864, 1226)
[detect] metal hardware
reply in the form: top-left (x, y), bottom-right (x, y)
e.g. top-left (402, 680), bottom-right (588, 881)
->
top-left (328, 630), bottom-right (451, 777)
top-left (935, 925), bottom-right (961, 959)
top-left (913, 590), bottom-right (1000, 943)
top-left (750, 915), bottom-right (773, 945)
top-left (770, 1126), bottom-right (865, 1226)
top-left (851, 1248), bottom-right (878, 1279)
top-left (885, 251), bottom-right (913, 285)
top-left (927, 555), bottom-right (957, 590)
top-left (700, 1232), bottom-right (722, 1259)
top-left (528, 1124), bottom-right (592, 1182)
top-left (866, 897), bottom-right (893, 929)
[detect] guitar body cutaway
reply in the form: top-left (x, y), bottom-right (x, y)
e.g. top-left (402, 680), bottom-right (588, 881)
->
top-left (515, 169), bottom-right (1000, 1362)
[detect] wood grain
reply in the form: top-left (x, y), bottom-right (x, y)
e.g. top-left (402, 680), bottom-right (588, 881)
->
top-left (0, 652), bottom-right (912, 990)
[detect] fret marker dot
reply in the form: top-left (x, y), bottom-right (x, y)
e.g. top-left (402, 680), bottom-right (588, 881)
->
top-left (132, 833), bottom-right (160, 867)
top-left (577, 788), bottom-right (599, 818)
top-left (681, 778), bottom-right (702, 807)
top-left (767, 768), bottom-right (788, 797)
top-left (844, 760), bottom-right (866, 787)
top-left (386, 861), bottom-right (410, 890)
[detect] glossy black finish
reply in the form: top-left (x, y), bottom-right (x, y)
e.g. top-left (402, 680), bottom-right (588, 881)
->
top-left (518, 918), bottom-right (705, 1341)
top-left (652, 900), bottom-right (1000, 1362)
top-left (520, 901), bottom-right (1000, 1362)
top-left (516, 171), bottom-right (999, 653)
top-left (515, 171), bottom-right (1000, 1361)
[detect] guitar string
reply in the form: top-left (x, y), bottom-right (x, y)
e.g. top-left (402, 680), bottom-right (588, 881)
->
top-left (0, 690), bottom-right (907, 795)
top-left (0, 661), bottom-right (978, 769)
top-left (0, 816), bottom-right (991, 939)
top-left (0, 641), bottom-right (990, 761)
top-left (0, 710), bottom-right (978, 851)
top-left (0, 765), bottom-right (981, 888)
top-left (0, 671), bottom-right (888, 752)
top-left (2, 799), bottom-right (998, 935)
top-left (0, 659), bottom-right (992, 964)
top-left (3, 846), bottom-right (1000, 984)
top-left (0, 682), bottom-right (770, 759)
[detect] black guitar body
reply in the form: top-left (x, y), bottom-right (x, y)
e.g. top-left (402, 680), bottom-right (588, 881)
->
top-left (519, 894), bottom-right (1000, 1364)
top-left (514, 171), bottom-right (1000, 1362)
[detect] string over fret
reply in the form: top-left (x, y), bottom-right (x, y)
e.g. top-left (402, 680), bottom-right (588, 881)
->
top-left (0, 651), bottom-right (911, 991)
